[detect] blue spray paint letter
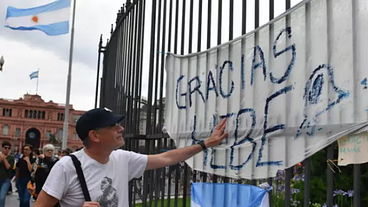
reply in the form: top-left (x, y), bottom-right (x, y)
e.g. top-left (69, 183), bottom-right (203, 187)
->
top-left (230, 108), bottom-right (257, 170)
top-left (270, 27), bottom-right (296, 84)
top-left (206, 70), bottom-right (218, 100)
top-left (219, 61), bottom-right (235, 98)
top-left (251, 46), bottom-right (267, 86)
top-left (256, 85), bottom-right (293, 167)
top-left (188, 76), bottom-right (205, 107)
top-left (176, 75), bottom-right (186, 109)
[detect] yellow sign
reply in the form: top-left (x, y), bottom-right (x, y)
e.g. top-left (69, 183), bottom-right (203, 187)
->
top-left (338, 132), bottom-right (368, 166)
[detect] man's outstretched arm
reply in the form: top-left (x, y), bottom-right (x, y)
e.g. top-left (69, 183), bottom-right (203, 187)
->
top-left (146, 119), bottom-right (228, 170)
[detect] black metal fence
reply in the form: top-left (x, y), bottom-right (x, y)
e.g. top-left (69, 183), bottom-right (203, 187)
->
top-left (98, 0), bottom-right (364, 206)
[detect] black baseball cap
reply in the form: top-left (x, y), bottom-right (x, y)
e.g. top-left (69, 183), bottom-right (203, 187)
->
top-left (76, 107), bottom-right (124, 140)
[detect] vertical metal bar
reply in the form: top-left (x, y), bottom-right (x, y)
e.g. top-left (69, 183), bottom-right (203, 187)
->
top-left (269, 0), bottom-right (274, 20)
top-left (255, 0), bottom-right (259, 29)
top-left (153, 0), bottom-right (163, 133)
top-left (207, 0), bottom-right (212, 49)
top-left (217, 0), bottom-right (222, 45)
top-left (286, 0), bottom-right (291, 10)
top-left (137, 0), bottom-right (146, 128)
top-left (242, 0), bottom-right (246, 35)
top-left (143, 0), bottom-right (157, 205)
top-left (197, 0), bottom-right (203, 52)
top-left (158, 0), bottom-right (167, 131)
top-left (284, 168), bottom-right (292, 207)
top-left (132, 0), bottom-right (140, 135)
top-left (189, 0), bottom-right (194, 53)
top-left (161, 138), bottom-right (167, 207)
top-left (180, 0), bottom-right (186, 55)
top-left (154, 139), bottom-right (161, 207)
top-left (354, 165), bottom-right (361, 207)
top-left (303, 158), bottom-right (311, 207)
top-left (326, 144), bottom-right (334, 207)
top-left (168, 0), bottom-right (173, 53)
top-left (149, 140), bottom-right (155, 206)
top-left (134, 0), bottom-right (144, 134)
top-left (173, 3), bottom-right (180, 205)
top-left (167, 140), bottom-right (174, 207)
top-left (229, 0), bottom-right (234, 40)
top-left (174, 0), bottom-right (179, 53)
top-left (166, 1), bottom-right (173, 205)
top-left (142, 139), bottom-right (150, 207)
top-left (146, 0), bottom-right (157, 135)
top-left (127, 6), bottom-right (135, 134)
top-left (174, 162), bottom-right (180, 207)
top-left (95, 35), bottom-right (103, 108)
top-left (267, 178), bottom-right (273, 207)
top-left (121, 16), bottom-right (128, 127)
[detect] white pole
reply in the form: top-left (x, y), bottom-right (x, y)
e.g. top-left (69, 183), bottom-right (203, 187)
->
top-left (36, 68), bottom-right (39, 94)
top-left (62, 0), bottom-right (76, 150)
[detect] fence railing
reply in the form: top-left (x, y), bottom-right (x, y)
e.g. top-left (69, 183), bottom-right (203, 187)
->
top-left (98, 0), bottom-right (365, 206)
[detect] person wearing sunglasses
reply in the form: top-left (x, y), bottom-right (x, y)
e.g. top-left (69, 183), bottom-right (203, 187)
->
top-left (0, 141), bottom-right (14, 207)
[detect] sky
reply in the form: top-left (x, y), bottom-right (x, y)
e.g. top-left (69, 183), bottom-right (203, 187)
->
top-left (0, 0), bottom-right (302, 111)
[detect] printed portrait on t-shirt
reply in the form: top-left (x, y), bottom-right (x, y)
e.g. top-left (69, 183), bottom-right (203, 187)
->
top-left (96, 177), bottom-right (118, 207)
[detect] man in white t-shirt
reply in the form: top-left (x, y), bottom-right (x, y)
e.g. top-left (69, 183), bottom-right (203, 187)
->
top-left (34, 107), bottom-right (228, 207)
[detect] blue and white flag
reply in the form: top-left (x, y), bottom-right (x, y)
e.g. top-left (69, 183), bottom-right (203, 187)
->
top-left (29, 71), bottom-right (39, 79)
top-left (191, 183), bottom-right (270, 207)
top-left (5, 0), bottom-right (71, 36)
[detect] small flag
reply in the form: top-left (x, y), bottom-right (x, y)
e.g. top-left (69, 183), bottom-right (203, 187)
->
top-left (191, 183), bottom-right (270, 207)
top-left (30, 71), bottom-right (39, 79)
top-left (5, 0), bottom-right (71, 36)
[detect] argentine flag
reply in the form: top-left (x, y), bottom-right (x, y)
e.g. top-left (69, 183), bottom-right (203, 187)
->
top-left (30, 71), bottom-right (39, 79)
top-left (191, 183), bottom-right (270, 207)
top-left (5, 0), bottom-right (71, 36)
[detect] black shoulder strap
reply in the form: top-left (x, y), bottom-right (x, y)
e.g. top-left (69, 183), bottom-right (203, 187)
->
top-left (68, 154), bottom-right (91, 201)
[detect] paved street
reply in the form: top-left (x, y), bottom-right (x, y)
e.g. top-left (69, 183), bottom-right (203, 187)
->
top-left (5, 182), bottom-right (35, 207)
top-left (5, 192), bottom-right (35, 207)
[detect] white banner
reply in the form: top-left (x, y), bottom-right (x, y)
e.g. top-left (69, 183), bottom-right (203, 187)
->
top-left (164, 0), bottom-right (368, 179)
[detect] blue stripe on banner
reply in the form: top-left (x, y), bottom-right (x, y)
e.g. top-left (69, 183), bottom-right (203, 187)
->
top-left (191, 183), bottom-right (268, 207)
top-left (5, 21), bottom-right (69, 36)
top-left (6, 0), bottom-right (71, 18)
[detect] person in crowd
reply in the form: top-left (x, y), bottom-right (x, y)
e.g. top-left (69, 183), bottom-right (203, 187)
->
top-left (16, 144), bottom-right (35, 207)
top-left (31, 144), bottom-right (58, 198)
top-left (34, 108), bottom-right (228, 207)
top-left (0, 141), bottom-right (14, 207)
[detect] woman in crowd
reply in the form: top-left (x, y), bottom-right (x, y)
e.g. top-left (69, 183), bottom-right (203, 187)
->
top-left (15, 144), bottom-right (34, 207)
top-left (31, 144), bottom-right (58, 198)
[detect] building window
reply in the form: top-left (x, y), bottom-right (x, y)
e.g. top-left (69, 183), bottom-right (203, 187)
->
top-left (2, 125), bottom-right (9, 135)
top-left (57, 129), bottom-right (63, 139)
top-left (33, 110), bottom-right (37, 119)
top-left (15, 128), bottom-right (21, 137)
top-left (28, 110), bottom-right (32, 118)
top-left (2, 108), bottom-right (12, 117)
top-left (46, 131), bottom-right (51, 139)
top-left (42, 111), bottom-right (45, 119)
top-left (57, 113), bottom-right (64, 121)
top-left (73, 133), bottom-right (79, 140)
top-left (25, 110), bottom-right (28, 118)
top-left (37, 111), bottom-right (41, 119)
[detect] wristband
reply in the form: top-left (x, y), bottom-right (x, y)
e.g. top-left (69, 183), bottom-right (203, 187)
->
top-left (198, 140), bottom-right (207, 150)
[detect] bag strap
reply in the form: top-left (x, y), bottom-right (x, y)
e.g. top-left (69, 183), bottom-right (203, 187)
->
top-left (68, 154), bottom-right (91, 201)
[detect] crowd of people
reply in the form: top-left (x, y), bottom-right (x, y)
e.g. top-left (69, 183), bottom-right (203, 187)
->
top-left (0, 141), bottom-right (82, 207)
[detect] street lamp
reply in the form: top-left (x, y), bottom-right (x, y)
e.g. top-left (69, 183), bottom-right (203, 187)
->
top-left (0, 56), bottom-right (4, 71)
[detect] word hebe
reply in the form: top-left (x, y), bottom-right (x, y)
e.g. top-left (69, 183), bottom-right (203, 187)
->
top-left (175, 27), bottom-right (296, 168)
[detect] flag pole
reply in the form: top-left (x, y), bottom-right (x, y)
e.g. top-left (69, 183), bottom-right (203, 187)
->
top-left (62, 0), bottom-right (76, 150)
top-left (36, 68), bottom-right (39, 95)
